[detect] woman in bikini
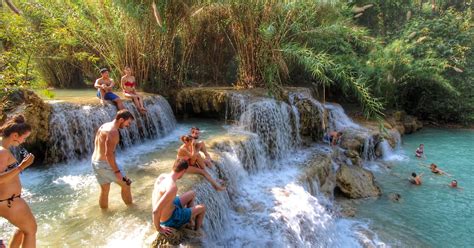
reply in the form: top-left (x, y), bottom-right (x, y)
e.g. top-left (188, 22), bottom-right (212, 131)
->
top-left (177, 135), bottom-right (225, 191)
top-left (0, 115), bottom-right (36, 248)
top-left (121, 66), bottom-right (147, 114)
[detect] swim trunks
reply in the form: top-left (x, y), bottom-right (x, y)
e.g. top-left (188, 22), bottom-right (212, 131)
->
top-left (97, 91), bottom-right (119, 101)
top-left (91, 160), bottom-right (118, 185)
top-left (160, 196), bottom-right (192, 229)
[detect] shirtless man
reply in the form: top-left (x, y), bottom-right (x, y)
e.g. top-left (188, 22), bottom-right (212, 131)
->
top-left (409, 172), bottom-right (423, 185)
top-left (324, 131), bottom-right (343, 146)
top-left (152, 159), bottom-right (206, 234)
top-left (91, 110), bottom-right (134, 209)
top-left (94, 68), bottom-right (125, 110)
top-left (190, 127), bottom-right (213, 168)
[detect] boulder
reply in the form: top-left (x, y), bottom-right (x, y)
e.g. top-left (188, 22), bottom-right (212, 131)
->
top-left (300, 152), bottom-right (336, 198)
top-left (336, 164), bottom-right (381, 199)
top-left (0, 89), bottom-right (51, 145)
top-left (295, 99), bottom-right (324, 141)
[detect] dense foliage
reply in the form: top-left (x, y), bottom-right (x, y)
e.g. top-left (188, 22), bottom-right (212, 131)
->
top-left (0, 0), bottom-right (473, 123)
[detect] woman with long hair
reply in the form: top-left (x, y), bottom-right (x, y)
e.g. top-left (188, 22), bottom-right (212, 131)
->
top-left (177, 135), bottom-right (225, 191)
top-left (0, 115), bottom-right (36, 248)
top-left (121, 66), bottom-right (147, 114)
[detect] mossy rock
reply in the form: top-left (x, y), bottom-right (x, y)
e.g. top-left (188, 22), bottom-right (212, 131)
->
top-left (151, 229), bottom-right (184, 247)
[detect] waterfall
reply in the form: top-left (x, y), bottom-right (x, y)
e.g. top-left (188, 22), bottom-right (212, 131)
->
top-left (192, 92), bottom-right (371, 247)
top-left (45, 96), bottom-right (176, 163)
top-left (325, 103), bottom-right (363, 132)
top-left (238, 99), bottom-right (300, 160)
top-left (362, 136), bottom-right (376, 161)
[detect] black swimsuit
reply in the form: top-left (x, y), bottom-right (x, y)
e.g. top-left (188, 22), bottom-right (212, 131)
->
top-left (1, 161), bottom-right (21, 208)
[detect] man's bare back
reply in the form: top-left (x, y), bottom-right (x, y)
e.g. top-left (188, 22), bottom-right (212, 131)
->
top-left (152, 174), bottom-right (177, 223)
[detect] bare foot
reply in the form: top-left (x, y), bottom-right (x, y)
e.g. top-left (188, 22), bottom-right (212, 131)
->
top-left (213, 184), bottom-right (226, 191)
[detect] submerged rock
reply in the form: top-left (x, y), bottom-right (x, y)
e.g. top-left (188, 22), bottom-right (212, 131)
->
top-left (336, 164), bottom-right (382, 199)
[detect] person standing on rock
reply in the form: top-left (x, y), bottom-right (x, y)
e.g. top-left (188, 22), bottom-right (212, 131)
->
top-left (0, 115), bottom-right (37, 248)
top-left (91, 109), bottom-right (134, 209)
top-left (94, 68), bottom-right (125, 110)
top-left (152, 159), bottom-right (206, 234)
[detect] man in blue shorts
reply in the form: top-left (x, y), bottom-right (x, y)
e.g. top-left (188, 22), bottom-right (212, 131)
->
top-left (152, 159), bottom-right (206, 235)
top-left (94, 68), bottom-right (125, 110)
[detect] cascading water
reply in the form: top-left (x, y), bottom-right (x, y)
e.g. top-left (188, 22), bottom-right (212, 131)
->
top-left (362, 136), bottom-right (377, 161)
top-left (193, 94), bottom-right (377, 247)
top-left (46, 96), bottom-right (176, 163)
top-left (325, 103), bottom-right (363, 132)
top-left (238, 99), bottom-right (299, 159)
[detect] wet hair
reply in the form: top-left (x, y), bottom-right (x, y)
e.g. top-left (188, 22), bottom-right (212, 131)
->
top-left (430, 163), bottom-right (437, 168)
top-left (99, 68), bottom-right (109, 74)
top-left (115, 109), bottom-right (135, 121)
top-left (0, 115), bottom-right (31, 138)
top-left (412, 172), bottom-right (417, 177)
top-left (191, 127), bottom-right (200, 132)
top-left (419, 144), bottom-right (424, 146)
top-left (452, 180), bottom-right (457, 184)
top-left (180, 135), bottom-right (193, 143)
top-left (173, 159), bottom-right (189, 173)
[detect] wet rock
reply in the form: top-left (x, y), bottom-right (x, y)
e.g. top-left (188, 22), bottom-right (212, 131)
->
top-left (295, 99), bottom-right (324, 141)
top-left (0, 89), bottom-right (51, 165)
top-left (300, 152), bottom-right (336, 198)
top-left (151, 228), bottom-right (204, 247)
top-left (336, 164), bottom-right (382, 199)
top-left (344, 150), bottom-right (362, 167)
top-left (386, 110), bottom-right (423, 135)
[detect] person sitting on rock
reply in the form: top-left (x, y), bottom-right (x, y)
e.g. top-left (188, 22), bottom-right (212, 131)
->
top-left (415, 144), bottom-right (425, 159)
top-left (152, 159), bottom-right (206, 235)
top-left (190, 127), bottom-right (213, 168)
top-left (121, 66), bottom-right (147, 114)
top-left (324, 131), bottom-right (343, 146)
top-left (177, 135), bottom-right (225, 191)
top-left (409, 172), bottom-right (423, 185)
top-left (94, 68), bottom-right (125, 110)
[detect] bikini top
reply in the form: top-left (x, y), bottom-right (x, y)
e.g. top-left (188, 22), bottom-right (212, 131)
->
top-left (124, 81), bottom-right (135, 87)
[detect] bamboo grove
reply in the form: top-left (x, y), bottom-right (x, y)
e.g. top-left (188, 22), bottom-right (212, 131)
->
top-left (1, 0), bottom-right (473, 122)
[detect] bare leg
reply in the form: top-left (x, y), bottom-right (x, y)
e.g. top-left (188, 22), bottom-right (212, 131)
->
top-left (99, 183), bottom-right (110, 209)
top-left (137, 95), bottom-right (147, 112)
top-left (186, 166), bottom-right (225, 191)
top-left (9, 229), bottom-right (24, 248)
top-left (118, 181), bottom-right (133, 206)
top-left (191, 204), bottom-right (206, 230)
top-left (178, 190), bottom-right (195, 208)
top-left (114, 98), bottom-right (125, 110)
top-left (99, 89), bottom-right (106, 105)
top-left (1, 199), bottom-right (37, 248)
